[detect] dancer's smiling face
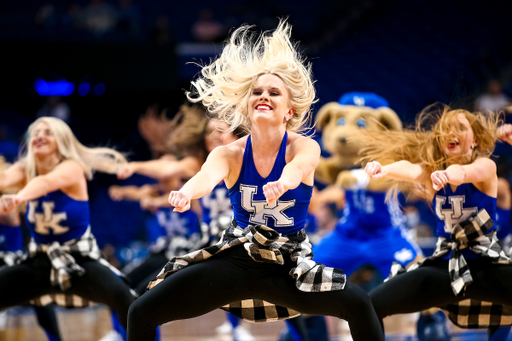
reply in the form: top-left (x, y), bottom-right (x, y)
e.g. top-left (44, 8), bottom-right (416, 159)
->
top-left (30, 122), bottom-right (58, 157)
top-left (248, 73), bottom-right (294, 127)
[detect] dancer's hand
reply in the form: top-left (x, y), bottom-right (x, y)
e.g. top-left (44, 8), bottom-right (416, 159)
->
top-left (0, 194), bottom-right (21, 215)
top-left (263, 180), bottom-right (288, 205)
top-left (431, 170), bottom-right (449, 191)
top-left (108, 186), bottom-right (124, 201)
top-left (168, 191), bottom-right (190, 212)
top-left (365, 161), bottom-right (384, 179)
top-left (498, 124), bottom-right (512, 145)
top-left (117, 163), bottom-right (135, 180)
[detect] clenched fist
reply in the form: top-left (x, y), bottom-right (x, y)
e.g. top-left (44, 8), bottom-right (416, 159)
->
top-left (168, 191), bottom-right (190, 212)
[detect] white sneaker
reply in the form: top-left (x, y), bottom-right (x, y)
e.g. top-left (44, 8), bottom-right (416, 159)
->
top-left (98, 330), bottom-right (124, 341)
top-left (232, 326), bottom-right (255, 341)
top-left (216, 320), bottom-right (233, 334)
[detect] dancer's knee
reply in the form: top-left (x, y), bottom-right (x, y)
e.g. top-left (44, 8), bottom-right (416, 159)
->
top-left (128, 298), bottom-right (155, 329)
top-left (369, 290), bottom-right (388, 319)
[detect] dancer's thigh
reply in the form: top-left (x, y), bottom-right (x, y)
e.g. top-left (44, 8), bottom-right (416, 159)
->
top-left (369, 263), bottom-right (457, 318)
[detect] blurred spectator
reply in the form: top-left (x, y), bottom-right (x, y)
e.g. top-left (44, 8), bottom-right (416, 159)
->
top-left (0, 127), bottom-right (19, 163)
top-left (36, 96), bottom-right (71, 123)
top-left (475, 79), bottom-right (510, 112)
top-left (35, 4), bottom-right (57, 30)
top-left (116, 0), bottom-right (140, 37)
top-left (150, 15), bottom-right (172, 45)
top-left (61, 3), bottom-right (82, 30)
top-left (192, 9), bottom-right (225, 43)
top-left (82, 0), bottom-right (117, 35)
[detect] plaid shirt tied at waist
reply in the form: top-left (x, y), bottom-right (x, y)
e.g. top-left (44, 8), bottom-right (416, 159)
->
top-left (388, 209), bottom-right (512, 328)
top-left (147, 220), bottom-right (347, 322)
top-left (25, 227), bottom-right (134, 308)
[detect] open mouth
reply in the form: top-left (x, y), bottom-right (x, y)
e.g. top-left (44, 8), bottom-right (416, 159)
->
top-left (255, 104), bottom-right (273, 111)
top-left (33, 140), bottom-right (47, 148)
top-left (447, 141), bottom-right (459, 149)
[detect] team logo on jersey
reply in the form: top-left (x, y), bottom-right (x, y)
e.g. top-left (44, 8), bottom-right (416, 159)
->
top-left (202, 187), bottom-right (232, 219)
top-left (352, 190), bottom-right (375, 214)
top-left (240, 184), bottom-right (295, 226)
top-left (435, 195), bottom-right (477, 233)
top-left (156, 210), bottom-right (189, 237)
top-left (27, 201), bottom-right (68, 235)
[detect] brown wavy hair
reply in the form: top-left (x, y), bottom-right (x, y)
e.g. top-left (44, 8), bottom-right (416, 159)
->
top-left (359, 104), bottom-right (501, 200)
top-left (164, 103), bottom-right (246, 161)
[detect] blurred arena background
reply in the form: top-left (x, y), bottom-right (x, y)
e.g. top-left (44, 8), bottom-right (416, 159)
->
top-left (1, 0), bottom-right (512, 340)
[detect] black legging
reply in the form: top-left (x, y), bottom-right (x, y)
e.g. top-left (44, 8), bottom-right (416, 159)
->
top-left (0, 253), bottom-right (135, 329)
top-left (370, 259), bottom-right (512, 324)
top-left (1, 259), bottom-right (62, 340)
top-left (128, 244), bottom-right (384, 341)
top-left (125, 251), bottom-right (168, 295)
top-left (33, 305), bottom-right (62, 341)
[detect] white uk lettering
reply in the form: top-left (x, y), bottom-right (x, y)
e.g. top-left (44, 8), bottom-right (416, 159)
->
top-left (240, 185), bottom-right (295, 226)
top-left (27, 201), bottom-right (69, 235)
top-left (435, 195), bottom-right (477, 233)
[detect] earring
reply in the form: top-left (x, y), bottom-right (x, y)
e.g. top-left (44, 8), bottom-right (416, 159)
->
top-left (471, 143), bottom-right (475, 149)
top-left (286, 116), bottom-right (291, 122)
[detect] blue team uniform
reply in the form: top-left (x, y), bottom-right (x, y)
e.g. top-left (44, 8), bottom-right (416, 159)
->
top-left (25, 190), bottom-right (90, 244)
top-left (228, 132), bottom-right (313, 235)
top-left (200, 183), bottom-right (233, 225)
top-left (146, 208), bottom-right (200, 244)
top-left (0, 224), bottom-right (23, 252)
top-left (313, 180), bottom-right (420, 278)
top-left (434, 183), bottom-right (497, 259)
top-left (496, 206), bottom-right (511, 241)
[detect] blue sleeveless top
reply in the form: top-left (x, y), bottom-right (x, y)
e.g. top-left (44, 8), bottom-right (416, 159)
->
top-left (0, 224), bottom-right (23, 252)
top-left (228, 132), bottom-right (313, 235)
top-left (496, 207), bottom-right (511, 240)
top-left (336, 190), bottom-right (405, 239)
top-left (25, 190), bottom-right (90, 244)
top-left (434, 183), bottom-right (497, 239)
top-left (146, 208), bottom-right (200, 243)
top-left (200, 183), bottom-right (233, 225)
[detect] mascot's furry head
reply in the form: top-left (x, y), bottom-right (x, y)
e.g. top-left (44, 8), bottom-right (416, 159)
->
top-left (315, 92), bottom-right (402, 184)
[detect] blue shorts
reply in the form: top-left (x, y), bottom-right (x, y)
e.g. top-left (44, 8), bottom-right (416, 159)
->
top-left (313, 226), bottom-right (420, 278)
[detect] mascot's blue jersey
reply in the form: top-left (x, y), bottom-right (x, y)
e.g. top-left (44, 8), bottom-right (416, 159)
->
top-left (200, 183), bottom-right (232, 225)
top-left (146, 208), bottom-right (200, 243)
top-left (25, 190), bottom-right (90, 244)
top-left (228, 132), bottom-right (313, 235)
top-left (335, 172), bottom-right (406, 240)
top-left (0, 224), bottom-right (23, 252)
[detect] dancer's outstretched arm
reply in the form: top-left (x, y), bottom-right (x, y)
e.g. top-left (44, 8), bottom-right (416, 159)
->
top-left (0, 163), bottom-right (25, 191)
top-left (365, 160), bottom-right (429, 184)
top-left (169, 146), bottom-right (231, 212)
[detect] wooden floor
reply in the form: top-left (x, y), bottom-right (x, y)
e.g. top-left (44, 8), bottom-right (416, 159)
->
top-left (0, 306), bottom-right (510, 341)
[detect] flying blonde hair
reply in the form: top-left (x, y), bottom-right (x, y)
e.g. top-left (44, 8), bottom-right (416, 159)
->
top-left (19, 117), bottom-right (126, 181)
top-left (186, 19), bottom-right (316, 133)
top-left (360, 104), bottom-right (501, 201)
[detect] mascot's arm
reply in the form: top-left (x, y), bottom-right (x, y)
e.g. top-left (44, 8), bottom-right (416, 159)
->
top-left (316, 157), bottom-right (344, 184)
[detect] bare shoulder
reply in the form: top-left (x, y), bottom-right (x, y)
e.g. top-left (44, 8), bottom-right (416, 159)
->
top-left (287, 132), bottom-right (320, 154)
top-left (215, 136), bottom-right (247, 162)
top-left (473, 157), bottom-right (496, 168)
top-left (55, 159), bottom-right (86, 175)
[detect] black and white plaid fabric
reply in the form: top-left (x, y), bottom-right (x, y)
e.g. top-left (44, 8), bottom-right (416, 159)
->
top-left (0, 250), bottom-right (24, 268)
top-left (25, 227), bottom-right (136, 308)
top-left (387, 209), bottom-right (512, 328)
top-left (147, 219), bottom-right (347, 323)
